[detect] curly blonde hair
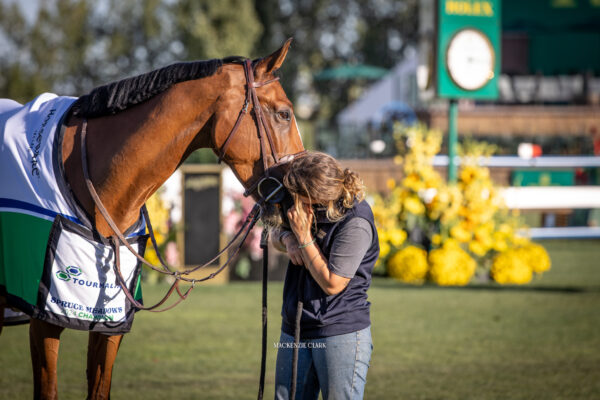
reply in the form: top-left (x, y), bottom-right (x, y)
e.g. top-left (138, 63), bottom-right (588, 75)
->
top-left (283, 151), bottom-right (365, 221)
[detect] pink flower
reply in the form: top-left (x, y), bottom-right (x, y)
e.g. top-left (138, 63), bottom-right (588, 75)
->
top-left (165, 241), bottom-right (179, 266)
top-left (247, 227), bottom-right (264, 260)
top-left (224, 210), bottom-right (243, 235)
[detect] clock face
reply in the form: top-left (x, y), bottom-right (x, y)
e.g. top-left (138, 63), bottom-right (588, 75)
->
top-left (446, 29), bottom-right (495, 91)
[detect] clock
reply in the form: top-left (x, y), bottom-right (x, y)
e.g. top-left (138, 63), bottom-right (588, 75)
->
top-left (446, 28), bottom-right (495, 91)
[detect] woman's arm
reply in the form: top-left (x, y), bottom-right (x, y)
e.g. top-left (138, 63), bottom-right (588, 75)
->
top-left (295, 234), bottom-right (351, 295)
top-left (287, 203), bottom-right (350, 296)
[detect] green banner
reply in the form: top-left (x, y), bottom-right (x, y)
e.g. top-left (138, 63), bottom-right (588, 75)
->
top-left (437, 0), bottom-right (501, 99)
top-left (511, 170), bottom-right (575, 187)
top-left (503, 0), bottom-right (600, 75)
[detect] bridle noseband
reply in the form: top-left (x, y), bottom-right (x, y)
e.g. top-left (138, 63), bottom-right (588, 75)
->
top-left (216, 58), bottom-right (306, 204)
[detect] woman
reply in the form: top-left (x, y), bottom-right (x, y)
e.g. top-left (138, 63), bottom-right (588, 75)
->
top-left (272, 151), bottom-right (379, 400)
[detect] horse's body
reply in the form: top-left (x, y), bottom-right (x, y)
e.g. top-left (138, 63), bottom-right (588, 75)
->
top-left (0, 40), bottom-right (303, 399)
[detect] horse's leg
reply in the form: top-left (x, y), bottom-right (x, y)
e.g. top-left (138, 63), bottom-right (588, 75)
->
top-left (86, 332), bottom-right (123, 400)
top-left (29, 318), bottom-right (65, 400)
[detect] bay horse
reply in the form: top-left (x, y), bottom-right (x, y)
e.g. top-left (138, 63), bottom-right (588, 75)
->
top-left (0, 39), bottom-right (304, 399)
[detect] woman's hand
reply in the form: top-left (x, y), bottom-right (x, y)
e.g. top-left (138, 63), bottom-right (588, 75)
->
top-left (287, 202), bottom-right (314, 246)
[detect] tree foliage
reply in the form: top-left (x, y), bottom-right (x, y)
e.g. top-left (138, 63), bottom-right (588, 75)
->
top-left (253, 0), bottom-right (418, 124)
top-left (0, 0), bottom-right (262, 102)
top-left (0, 0), bottom-right (417, 156)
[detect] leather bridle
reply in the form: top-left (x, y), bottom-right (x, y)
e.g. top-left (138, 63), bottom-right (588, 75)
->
top-left (78, 57), bottom-right (304, 311)
top-left (217, 58), bottom-right (306, 203)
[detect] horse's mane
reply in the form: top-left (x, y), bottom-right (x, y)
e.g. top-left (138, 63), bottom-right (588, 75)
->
top-left (70, 58), bottom-right (246, 118)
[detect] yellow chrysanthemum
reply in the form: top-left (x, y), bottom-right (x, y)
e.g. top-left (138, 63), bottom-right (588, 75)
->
top-left (450, 223), bottom-right (472, 243)
top-left (492, 231), bottom-right (509, 252)
top-left (428, 242), bottom-right (476, 286)
top-left (387, 246), bottom-right (428, 284)
top-left (403, 174), bottom-right (425, 192)
top-left (491, 250), bottom-right (533, 284)
top-left (403, 195), bottom-right (425, 215)
top-left (379, 241), bottom-right (391, 259)
top-left (519, 243), bottom-right (551, 273)
top-left (389, 228), bottom-right (408, 248)
top-left (460, 166), bottom-right (478, 185)
top-left (469, 240), bottom-right (488, 257)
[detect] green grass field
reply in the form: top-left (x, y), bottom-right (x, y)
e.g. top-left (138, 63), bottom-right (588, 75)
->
top-left (1, 240), bottom-right (599, 399)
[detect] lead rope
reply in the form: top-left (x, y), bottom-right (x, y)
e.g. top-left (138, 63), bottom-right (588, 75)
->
top-left (257, 230), bottom-right (269, 400)
top-left (290, 268), bottom-right (305, 399)
top-left (257, 232), bottom-right (303, 400)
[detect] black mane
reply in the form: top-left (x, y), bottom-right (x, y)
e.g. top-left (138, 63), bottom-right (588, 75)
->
top-left (70, 58), bottom-right (229, 118)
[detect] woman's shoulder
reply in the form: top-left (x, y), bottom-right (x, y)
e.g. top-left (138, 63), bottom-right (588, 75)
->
top-left (336, 202), bottom-right (375, 240)
top-left (332, 217), bottom-right (374, 252)
top-left (346, 200), bottom-right (375, 220)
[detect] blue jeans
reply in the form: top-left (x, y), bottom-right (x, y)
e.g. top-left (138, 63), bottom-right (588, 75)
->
top-left (274, 326), bottom-right (373, 400)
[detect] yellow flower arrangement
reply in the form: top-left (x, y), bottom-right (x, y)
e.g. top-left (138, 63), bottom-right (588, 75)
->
top-left (372, 124), bottom-right (551, 286)
top-left (387, 246), bottom-right (428, 283)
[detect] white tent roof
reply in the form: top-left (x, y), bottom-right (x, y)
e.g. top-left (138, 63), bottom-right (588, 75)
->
top-left (337, 50), bottom-right (419, 126)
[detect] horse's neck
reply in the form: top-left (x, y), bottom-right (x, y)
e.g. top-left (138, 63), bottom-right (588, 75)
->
top-left (62, 77), bottom-right (222, 237)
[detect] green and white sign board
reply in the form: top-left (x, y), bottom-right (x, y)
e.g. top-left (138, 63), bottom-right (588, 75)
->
top-left (437, 0), bottom-right (501, 99)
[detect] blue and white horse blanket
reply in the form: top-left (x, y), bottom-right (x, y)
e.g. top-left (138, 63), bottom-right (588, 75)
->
top-left (1, 93), bottom-right (147, 334)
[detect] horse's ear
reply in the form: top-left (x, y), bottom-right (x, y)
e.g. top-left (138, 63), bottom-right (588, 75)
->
top-left (255, 38), bottom-right (293, 78)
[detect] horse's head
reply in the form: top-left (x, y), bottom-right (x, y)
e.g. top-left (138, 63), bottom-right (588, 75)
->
top-left (213, 39), bottom-right (305, 226)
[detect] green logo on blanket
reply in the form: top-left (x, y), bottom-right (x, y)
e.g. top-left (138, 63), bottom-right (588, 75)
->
top-left (55, 266), bottom-right (82, 281)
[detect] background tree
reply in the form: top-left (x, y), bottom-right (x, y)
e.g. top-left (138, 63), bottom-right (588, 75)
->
top-left (172, 0), bottom-right (262, 60)
top-left (0, 0), bottom-right (262, 102)
top-left (0, 0), bottom-right (417, 157)
top-left (253, 0), bottom-right (418, 151)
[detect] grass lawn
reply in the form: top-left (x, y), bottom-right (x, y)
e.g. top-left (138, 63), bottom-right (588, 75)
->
top-left (1, 240), bottom-right (599, 399)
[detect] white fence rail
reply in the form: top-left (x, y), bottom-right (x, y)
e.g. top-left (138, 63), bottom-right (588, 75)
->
top-left (431, 156), bottom-right (600, 239)
top-left (501, 186), bottom-right (600, 209)
top-left (499, 186), bottom-right (600, 239)
top-left (525, 227), bottom-right (600, 239)
top-left (432, 155), bottom-right (600, 168)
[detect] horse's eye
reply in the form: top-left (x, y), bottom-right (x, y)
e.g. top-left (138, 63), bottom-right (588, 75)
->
top-left (277, 110), bottom-right (291, 122)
